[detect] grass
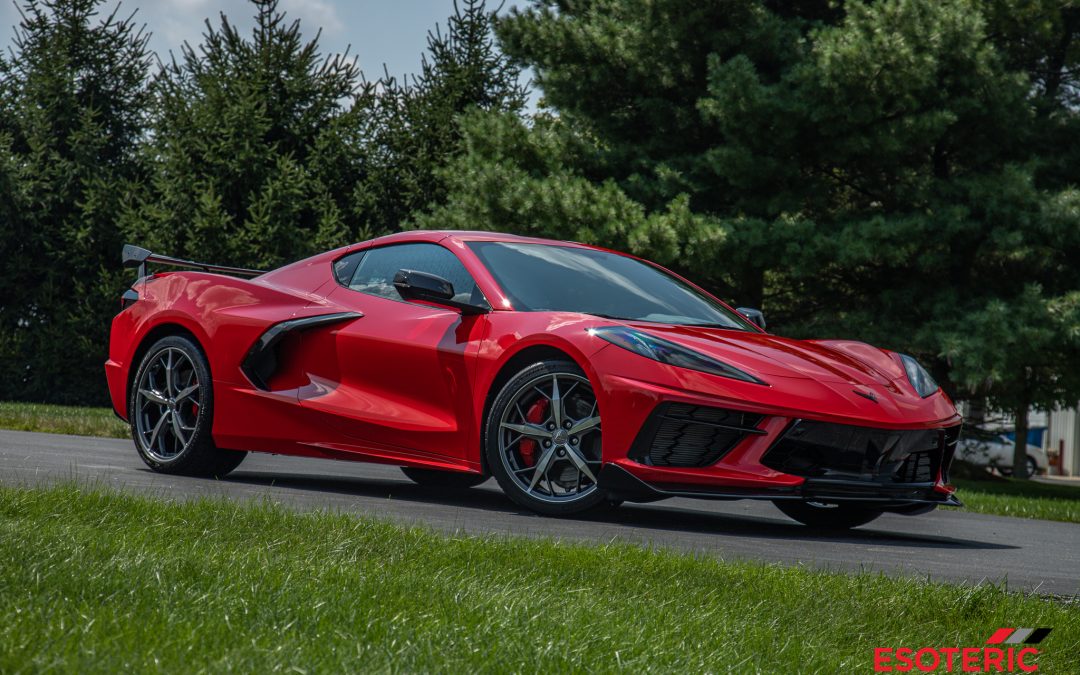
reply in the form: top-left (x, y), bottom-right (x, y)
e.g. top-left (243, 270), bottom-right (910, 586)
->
top-left (1, 401), bottom-right (1079, 524)
top-left (954, 477), bottom-right (1080, 524)
top-left (0, 485), bottom-right (1076, 673)
top-left (0, 401), bottom-right (126, 439)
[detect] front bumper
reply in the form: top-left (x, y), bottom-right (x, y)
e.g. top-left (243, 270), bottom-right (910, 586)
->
top-left (592, 358), bottom-right (963, 508)
top-left (599, 405), bottom-right (963, 507)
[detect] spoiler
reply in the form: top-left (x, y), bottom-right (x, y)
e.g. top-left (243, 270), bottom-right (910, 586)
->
top-left (122, 244), bottom-right (265, 279)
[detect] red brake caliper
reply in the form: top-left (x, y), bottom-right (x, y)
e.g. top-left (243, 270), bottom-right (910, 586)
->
top-left (519, 398), bottom-right (549, 467)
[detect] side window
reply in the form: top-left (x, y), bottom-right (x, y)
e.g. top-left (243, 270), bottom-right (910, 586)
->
top-left (333, 251), bottom-right (364, 286)
top-left (345, 243), bottom-right (483, 305)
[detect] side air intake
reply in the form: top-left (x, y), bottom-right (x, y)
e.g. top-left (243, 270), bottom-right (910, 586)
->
top-left (240, 312), bottom-right (362, 390)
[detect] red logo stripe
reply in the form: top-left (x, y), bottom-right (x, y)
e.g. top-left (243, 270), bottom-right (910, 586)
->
top-left (986, 628), bottom-right (1014, 644)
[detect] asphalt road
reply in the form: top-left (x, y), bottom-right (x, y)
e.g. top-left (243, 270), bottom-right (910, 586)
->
top-left (1, 429), bottom-right (1077, 595)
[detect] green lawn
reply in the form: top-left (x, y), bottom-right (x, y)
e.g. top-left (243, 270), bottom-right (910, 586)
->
top-left (2, 402), bottom-right (1079, 524)
top-left (0, 485), bottom-right (1075, 673)
top-left (953, 477), bottom-right (1080, 524)
top-left (0, 401), bottom-right (126, 438)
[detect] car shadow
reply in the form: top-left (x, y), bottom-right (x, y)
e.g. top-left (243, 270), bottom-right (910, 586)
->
top-left (224, 470), bottom-right (518, 511)
top-left (577, 502), bottom-right (1020, 550)
top-left (217, 469), bottom-right (1019, 552)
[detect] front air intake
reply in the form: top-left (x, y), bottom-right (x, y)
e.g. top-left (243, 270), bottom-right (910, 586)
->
top-left (628, 403), bottom-right (765, 467)
top-left (761, 420), bottom-right (962, 484)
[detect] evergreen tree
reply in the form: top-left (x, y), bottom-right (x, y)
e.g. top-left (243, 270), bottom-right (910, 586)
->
top-left (0, 0), bottom-right (151, 404)
top-left (412, 110), bottom-right (715, 265)
top-left (358, 0), bottom-right (528, 235)
top-left (124, 0), bottom-right (367, 269)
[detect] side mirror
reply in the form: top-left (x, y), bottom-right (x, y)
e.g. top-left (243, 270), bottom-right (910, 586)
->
top-left (736, 307), bottom-right (766, 330)
top-left (393, 269), bottom-right (489, 315)
top-left (394, 269), bottom-right (454, 302)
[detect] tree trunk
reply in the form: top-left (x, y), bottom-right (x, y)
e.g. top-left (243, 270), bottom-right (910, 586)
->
top-left (1013, 401), bottom-right (1030, 480)
top-left (741, 265), bottom-right (765, 311)
top-left (1043, 8), bottom-right (1079, 104)
top-left (966, 398), bottom-right (987, 428)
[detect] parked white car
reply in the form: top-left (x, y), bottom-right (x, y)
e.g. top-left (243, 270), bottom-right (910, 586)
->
top-left (956, 429), bottom-right (1048, 477)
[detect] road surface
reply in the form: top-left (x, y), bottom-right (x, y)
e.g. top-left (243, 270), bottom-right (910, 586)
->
top-left (1, 429), bottom-right (1077, 594)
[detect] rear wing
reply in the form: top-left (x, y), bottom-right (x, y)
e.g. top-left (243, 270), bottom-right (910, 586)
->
top-left (122, 244), bottom-right (265, 279)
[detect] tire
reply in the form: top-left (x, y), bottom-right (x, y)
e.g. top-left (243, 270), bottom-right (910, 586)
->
top-left (1026, 456), bottom-right (1039, 478)
top-left (401, 467), bottom-right (487, 489)
top-left (485, 359), bottom-right (606, 516)
top-left (773, 500), bottom-right (883, 529)
top-left (129, 335), bottom-right (246, 478)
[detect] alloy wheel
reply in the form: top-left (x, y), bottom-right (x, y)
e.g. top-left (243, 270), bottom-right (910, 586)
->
top-left (497, 373), bottom-right (602, 503)
top-left (134, 347), bottom-right (202, 462)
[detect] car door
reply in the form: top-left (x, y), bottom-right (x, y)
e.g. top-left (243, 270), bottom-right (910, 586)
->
top-left (986, 436), bottom-right (1011, 467)
top-left (298, 242), bottom-right (489, 466)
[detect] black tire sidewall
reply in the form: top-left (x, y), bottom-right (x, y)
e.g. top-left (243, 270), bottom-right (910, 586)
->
top-left (129, 335), bottom-right (216, 473)
top-left (484, 359), bottom-right (606, 516)
top-left (773, 500), bottom-right (883, 529)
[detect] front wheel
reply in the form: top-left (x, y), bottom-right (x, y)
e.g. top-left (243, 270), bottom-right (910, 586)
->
top-left (1026, 456), bottom-right (1039, 478)
top-left (129, 335), bottom-right (246, 477)
top-left (773, 500), bottom-right (883, 529)
top-left (485, 360), bottom-right (606, 516)
top-left (400, 467), bottom-right (488, 489)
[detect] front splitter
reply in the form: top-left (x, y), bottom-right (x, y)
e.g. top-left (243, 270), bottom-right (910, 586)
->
top-left (597, 463), bottom-right (963, 509)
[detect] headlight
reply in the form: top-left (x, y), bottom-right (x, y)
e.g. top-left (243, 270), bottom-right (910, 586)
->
top-left (590, 326), bottom-right (765, 384)
top-left (900, 354), bottom-right (938, 398)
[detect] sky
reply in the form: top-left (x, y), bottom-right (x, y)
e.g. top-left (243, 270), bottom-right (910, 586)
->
top-left (0, 0), bottom-right (530, 87)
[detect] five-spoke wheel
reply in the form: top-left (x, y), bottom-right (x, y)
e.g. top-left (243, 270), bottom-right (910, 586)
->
top-left (486, 360), bottom-right (606, 515)
top-left (134, 346), bottom-right (201, 461)
top-left (129, 335), bottom-right (245, 477)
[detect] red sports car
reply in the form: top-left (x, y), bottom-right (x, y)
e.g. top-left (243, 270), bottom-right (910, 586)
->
top-left (106, 230), bottom-right (962, 528)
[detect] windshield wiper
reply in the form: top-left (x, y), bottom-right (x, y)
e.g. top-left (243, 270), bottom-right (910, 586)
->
top-left (678, 322), bottom-right (744, 329)
top-left (585, 313), bottom-right (745, 330)
top-left (585, 312), bottom-right (635, 322)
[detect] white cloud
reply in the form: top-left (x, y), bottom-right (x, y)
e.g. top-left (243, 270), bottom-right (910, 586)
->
top-left (281, 0), bottom-right (343, 36)
top-left (138, 0), bottom-right (252, 57)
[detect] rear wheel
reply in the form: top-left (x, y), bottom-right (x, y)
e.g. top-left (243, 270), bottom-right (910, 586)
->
top-left (485, 360), bottom-right (606, 516)
top-left (129, 335), bottom-right (246, 477)
top-left (773, 500), bottom-right (883, 529)
top-left (400, 467), bottom-right (487, 489)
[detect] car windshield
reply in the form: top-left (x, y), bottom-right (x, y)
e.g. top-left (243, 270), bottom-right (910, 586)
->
top-left (468, 241), bottom-right (753, 329)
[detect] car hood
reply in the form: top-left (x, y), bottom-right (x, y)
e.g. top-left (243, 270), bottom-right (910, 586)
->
top-left (628, 323), bottom-right (905, 388)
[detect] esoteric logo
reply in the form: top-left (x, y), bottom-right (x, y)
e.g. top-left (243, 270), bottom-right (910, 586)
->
top-left (874, 628), bottom-right (1053, 672)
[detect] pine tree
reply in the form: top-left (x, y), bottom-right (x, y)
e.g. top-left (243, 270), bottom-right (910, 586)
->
top-left (357, 0), bottom-right (528, 235)
top-left (124, 0), bottom-right (366, 270)
top-left (0, 0), bottom-right (151, 404)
